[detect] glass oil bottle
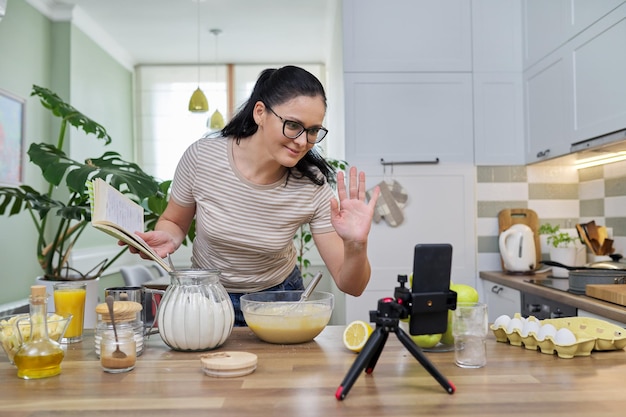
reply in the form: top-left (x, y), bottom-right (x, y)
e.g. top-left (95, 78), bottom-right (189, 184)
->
top-left (14, 285), bottom-right (65, 379)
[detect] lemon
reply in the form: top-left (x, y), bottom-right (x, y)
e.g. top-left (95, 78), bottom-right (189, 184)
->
top-left (343, 320), bottom-right (373, 353)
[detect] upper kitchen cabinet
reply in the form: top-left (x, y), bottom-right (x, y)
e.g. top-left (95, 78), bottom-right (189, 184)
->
top-left (522, 0), bottom-right (625, 69)
top-left (472, 0), bottom-right (523, 72)
top-left (472, 0), bottom-right (525, 166)
top-left (570, 5), bottom-right (626, 143)
top-left (524, 2), bottom-right (626, 163)
top-left (342, 0), bottom-right (471, 72)
top-left (524, 50), bottom-right (574, 163)
top-left (344, 72), bottom-right (474, 164)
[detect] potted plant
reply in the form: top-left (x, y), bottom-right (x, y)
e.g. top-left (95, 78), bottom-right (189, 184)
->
top-left (0, 85), bottom-right (177, 282)
top-left (539, 223), bottom-right (580, 277)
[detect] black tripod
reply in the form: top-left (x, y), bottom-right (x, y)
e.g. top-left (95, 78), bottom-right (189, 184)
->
top-left (335, 276), bottom-right (457, 401)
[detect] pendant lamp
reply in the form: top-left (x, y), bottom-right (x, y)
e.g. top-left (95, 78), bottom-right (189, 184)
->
top-left (188, 0), bottom-right (208, 113)
top-left (208, 28), bottom-right (225, 130)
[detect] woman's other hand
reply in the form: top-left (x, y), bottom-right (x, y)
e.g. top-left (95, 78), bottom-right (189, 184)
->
top-left (118, 231), bottom-right (177, 259)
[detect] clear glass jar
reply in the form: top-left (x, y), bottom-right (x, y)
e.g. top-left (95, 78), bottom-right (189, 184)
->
top-left (95, 319), bottom-right (144, 357)
top-left (157, 269), bottom-right (234, 351)
top-left (100, 329), bottom-right (136, 373)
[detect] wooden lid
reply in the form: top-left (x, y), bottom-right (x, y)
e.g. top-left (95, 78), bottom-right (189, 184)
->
top-left (95, 301), bottom-right (142, 322)
top-left (200, 351), bottom-right (258, 378)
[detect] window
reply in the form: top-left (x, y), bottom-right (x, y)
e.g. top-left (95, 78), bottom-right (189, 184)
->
top-left (136, 64), bottom-right (324, 181)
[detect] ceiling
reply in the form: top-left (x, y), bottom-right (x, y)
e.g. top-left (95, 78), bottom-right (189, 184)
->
top-left (30, 0), bottom-right (339, 69)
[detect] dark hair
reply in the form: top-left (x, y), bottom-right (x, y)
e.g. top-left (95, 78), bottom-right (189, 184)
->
top-left (220, 65), bottom-right (335, 186)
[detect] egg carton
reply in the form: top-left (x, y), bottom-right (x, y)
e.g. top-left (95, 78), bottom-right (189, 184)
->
top-left (490, 314), bottom-right (626, 359)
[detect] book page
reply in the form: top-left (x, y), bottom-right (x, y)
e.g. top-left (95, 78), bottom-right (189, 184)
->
top-left (90, 178), bottom-right (171, 272)
top-left (92, 178), bottom-right (143, 234)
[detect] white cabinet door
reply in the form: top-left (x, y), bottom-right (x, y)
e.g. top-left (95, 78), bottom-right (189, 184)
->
top-left (342, 0), bottom-right (472, 72)
top-left (569, 0), bottom-right (626, 35)
top-left (522, 0), bottom-right (571, 68)
top-left (472, 0), bottom-right (525, 166)
top-left (524, 50), bottom-right (574, 163)
top-left (345, 164), bottom-right (476, 324)
top-left (344, 72), bottom-right (474, 164)
top-left (570, 3), bottom-right (626, 143)
top-left (482, 279), bottom-right (521, 323)
top-left (522, 0), bottom-right (625, 69)
top-left (472, 0), bottom-right (523, 72)
top-left (473, 73), bottom-right (525, 165)
top-left (524, 3), bottom-right (626, 163)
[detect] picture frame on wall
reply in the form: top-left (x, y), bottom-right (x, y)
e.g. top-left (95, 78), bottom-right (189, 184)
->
top-left (0, 88), bottom-right (25, 185)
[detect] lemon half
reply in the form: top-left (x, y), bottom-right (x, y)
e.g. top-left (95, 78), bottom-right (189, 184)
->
top-left (343, 320), bottom-right (373, 353)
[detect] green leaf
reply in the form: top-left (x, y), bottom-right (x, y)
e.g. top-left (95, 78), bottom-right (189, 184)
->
top-left (31, 85), bottom-right (111, 145)
top-left (28, 143), bottom-right (160, 200)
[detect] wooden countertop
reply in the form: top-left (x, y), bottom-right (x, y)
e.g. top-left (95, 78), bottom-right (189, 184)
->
top-left (480, 271), bottom-right (626, 323)
top-left (2, 326), bottom-right (626, 416)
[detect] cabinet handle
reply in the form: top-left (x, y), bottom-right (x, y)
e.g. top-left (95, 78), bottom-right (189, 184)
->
top-left (536, 149), bottom-right (551, 158)
top-left (491, 285), bottom-right (503, 294)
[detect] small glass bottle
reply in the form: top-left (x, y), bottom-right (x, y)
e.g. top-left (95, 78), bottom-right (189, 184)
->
top-left (14, 285), bottom-right (65, 379)
top-left (100, 329), bottom-right (136, 373)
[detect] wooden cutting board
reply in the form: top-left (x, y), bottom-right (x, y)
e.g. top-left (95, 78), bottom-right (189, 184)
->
top-left (498, 208), bottom-right (541, 271)
top-left (585, 284), bottom-right (626, 307)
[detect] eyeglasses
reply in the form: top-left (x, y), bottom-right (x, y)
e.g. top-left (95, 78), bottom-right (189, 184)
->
top-left (266, 105), bottom-right (328, 144)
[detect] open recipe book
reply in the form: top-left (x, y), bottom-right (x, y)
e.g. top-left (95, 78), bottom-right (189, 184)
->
top-left (88, 178), bottom-right (171, 272)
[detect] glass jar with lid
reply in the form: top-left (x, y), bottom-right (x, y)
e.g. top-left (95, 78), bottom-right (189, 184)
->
top-left (94, 300), bottom-right (144, 357)
top-left (155, 269), bottom-right (234, 351)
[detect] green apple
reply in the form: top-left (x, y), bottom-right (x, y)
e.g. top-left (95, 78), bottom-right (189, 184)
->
top-left (450, 283), bottom-right (479, 304)
top-left (441, 283), bottom-right (479, 345)
top-left (411, 333), bottom-right (442, 348)
top-left (440, 311), bottom-right (454, 346)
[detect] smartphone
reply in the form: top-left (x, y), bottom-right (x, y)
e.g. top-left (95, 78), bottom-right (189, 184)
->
top-left (409, 243), bottom-right (454, 335)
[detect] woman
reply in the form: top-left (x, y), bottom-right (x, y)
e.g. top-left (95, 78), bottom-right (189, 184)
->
top-left (129, 65), bottom-right (380, 325)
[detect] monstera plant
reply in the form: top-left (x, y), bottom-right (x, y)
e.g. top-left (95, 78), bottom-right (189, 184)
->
top-left (0, 85), bottom-right (184, 280)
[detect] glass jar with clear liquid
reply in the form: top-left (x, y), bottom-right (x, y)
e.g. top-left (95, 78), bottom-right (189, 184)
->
top-left (14, 285), bottom-right (65, 379)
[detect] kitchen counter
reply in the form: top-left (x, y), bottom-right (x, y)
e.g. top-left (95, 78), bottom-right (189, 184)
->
top-left (480, 270), bottom-right (626, 323)
top-left (2, 326), bottom-right (626, 416)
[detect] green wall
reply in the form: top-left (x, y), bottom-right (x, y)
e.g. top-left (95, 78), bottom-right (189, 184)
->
top-left (0, 0), bottom-right (133, 306)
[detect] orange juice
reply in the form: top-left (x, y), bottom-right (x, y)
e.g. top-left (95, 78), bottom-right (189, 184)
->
top-left (53, 284), bottom-right (86, 341)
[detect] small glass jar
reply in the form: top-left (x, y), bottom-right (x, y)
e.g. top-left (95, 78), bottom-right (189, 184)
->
top-left (100, 329), bottom-right (136, 373)
top-left (95, 320), bottom-right (144, 357)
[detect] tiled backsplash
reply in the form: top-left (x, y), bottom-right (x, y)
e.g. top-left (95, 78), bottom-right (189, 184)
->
top-left (476, 160), bottom-right (626, 272)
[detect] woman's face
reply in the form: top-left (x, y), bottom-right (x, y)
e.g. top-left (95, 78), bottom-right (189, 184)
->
top-left (256, 95), bottom-right (326, 167)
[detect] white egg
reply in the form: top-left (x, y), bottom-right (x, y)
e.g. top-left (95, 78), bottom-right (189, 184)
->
top-left (506, 317), bottom-right (523, 334)
top-left (537, 323), bottom-right (557, 341)
top-left (554, 328), bottom-right (577, 345)
top-left (493, 315), bottom-right (511, 329)
top-left (521, 320), bottom-right (540, 337)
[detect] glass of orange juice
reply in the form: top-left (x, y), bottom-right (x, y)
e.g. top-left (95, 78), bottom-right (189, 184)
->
top-left (53, 282), bottom-right (87, 343)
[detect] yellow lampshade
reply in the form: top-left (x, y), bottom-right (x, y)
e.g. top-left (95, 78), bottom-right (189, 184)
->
top-left (188, 87), bottom-right (208, 113)
top-left (209, 109), bottom-right (225, 130)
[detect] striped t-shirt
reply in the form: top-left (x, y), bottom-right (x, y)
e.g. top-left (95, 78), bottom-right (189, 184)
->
top-left (170, 136), bottom-right (335, 292)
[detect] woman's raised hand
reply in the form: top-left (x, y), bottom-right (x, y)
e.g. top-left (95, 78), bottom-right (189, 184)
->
top-left (330, 166), bottom-right (379, 243)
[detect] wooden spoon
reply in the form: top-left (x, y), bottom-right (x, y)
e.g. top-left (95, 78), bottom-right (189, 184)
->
top-left (105, 295), bottom-right (127, 359)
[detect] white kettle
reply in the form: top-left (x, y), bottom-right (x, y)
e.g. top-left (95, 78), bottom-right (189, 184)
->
top-left (499, 224), bottom-right (537, 273)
